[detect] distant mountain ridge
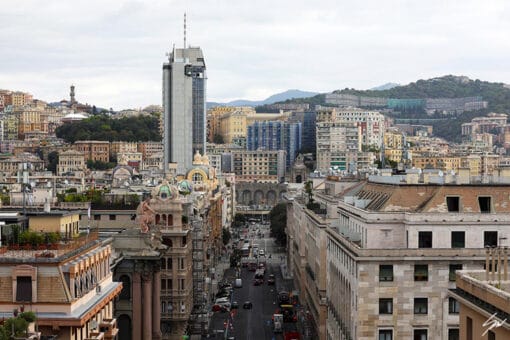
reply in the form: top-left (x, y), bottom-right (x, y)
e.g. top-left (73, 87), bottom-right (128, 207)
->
top-left (370, 83), bottom-right (400, 91)
top-left (207, 89), bottom-right (319, 108)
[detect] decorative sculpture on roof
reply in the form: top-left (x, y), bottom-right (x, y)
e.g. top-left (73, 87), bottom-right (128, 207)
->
top-left (178, 180), bottom-right (193, 195)
top-left (138, 198), bottom-right (155, 233)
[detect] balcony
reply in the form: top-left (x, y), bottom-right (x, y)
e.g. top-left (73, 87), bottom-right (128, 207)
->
top-left (99, 318), bottom-right (119, 340)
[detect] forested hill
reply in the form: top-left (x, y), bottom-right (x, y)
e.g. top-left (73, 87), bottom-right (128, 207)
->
top-left (56, 115), bottom-right (161, 143)
top-left (271, 75), bottom-right (510, 113)
top-left (333, 75), bottom-right (510, 112)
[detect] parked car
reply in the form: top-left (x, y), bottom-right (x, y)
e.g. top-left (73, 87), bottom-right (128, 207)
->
top-left (231, 301), bottom-right (239, 309)
top-left (243, 301), bottom-right (253, 309)
top-left (267, 274), bottom-right (275, 285)
top-left (253, 278), bottom-right (263, 286)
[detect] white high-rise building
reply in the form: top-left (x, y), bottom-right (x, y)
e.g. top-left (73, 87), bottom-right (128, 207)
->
top-left (162, 46), bottom-right (206, 174)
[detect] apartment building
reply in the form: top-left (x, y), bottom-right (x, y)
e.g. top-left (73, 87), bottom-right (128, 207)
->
top-left (316, 108), bottom-right (361, 173)
top-left (138, 141), bottom-right (163, 158)
top-left (110, 141), bottom-right (138, 159)
top-left (58, 149), bottom-right (86, 176)
top-left (232, 149), bottom-right (286, 182)
top-left (323, 172), bottom-right (510, 340)
top-left (74, 140), bottom-right (110, 163)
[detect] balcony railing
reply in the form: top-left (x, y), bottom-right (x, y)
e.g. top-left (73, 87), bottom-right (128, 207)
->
top-left (161, 289), bottom-right (190, 297)
top-left (99, 318), bottom-right (118, 340)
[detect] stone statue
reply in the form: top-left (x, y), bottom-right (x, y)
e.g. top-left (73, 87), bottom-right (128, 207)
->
top-left (139, 198), bottom-right (155, 233)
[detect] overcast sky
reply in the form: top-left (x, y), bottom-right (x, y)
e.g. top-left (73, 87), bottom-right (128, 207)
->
top-left (1, 0), bottom-right (509, 110)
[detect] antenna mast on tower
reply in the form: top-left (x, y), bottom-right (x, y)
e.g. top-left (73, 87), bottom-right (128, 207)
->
top-left (184, 12), bottom-right (187, 48)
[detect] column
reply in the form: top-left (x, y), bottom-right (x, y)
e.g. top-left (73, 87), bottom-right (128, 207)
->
top-left (132, 272), bottom-right (142, 340)
top-left (142, 273), bottom-right (153, 340)
top-left (152, 271), bottom-right (162, 339)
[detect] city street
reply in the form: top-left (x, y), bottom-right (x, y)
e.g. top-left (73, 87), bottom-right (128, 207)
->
top-left (207, 223), bottom-right (299, 340)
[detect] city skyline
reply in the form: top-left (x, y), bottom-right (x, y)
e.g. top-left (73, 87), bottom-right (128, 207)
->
top-left (1, 0), bottom-right (509, 109)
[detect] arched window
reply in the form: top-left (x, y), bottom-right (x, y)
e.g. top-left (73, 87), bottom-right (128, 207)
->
top-left (162, 214), bottom-right (167, 226)
top-left (168, 214), bottom-right (173, 226)
top-left (155, 214), bottom-right (161, 225)
top-left (119, 275), bottom-right (131, 300)
top-left (192, 173), bottom-right (203, 183)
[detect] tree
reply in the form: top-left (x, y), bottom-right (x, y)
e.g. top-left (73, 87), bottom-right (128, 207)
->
top-left (47, 151), bottom-right (59, 173)
top-left (0, 311), bottom-right (37, 339)
top-left (222, 228), bottom-right (231, 245)
top-left (269, 203), bottom-right (287, 245)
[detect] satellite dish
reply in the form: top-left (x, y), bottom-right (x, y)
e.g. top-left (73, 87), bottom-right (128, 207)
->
top-left (46, 181), bottom-right (52, 188)
top-left (438, 170), bottom-right (444, 177)
top-left (64, 180), bottom-right (69, 185)
top-left (124, 181), bottom-right (130, 187)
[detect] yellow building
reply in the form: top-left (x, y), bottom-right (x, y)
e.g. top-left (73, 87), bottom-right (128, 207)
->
top-left (207, 106), bottom-right (236, 142)
top-left (28, 211), bottom-right (81, 239)
top-left (15, 107), bottom-right (49, 139)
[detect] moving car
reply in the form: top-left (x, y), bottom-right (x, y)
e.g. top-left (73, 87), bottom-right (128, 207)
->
top-left (243, 301), bottom-right (253, 309)
top-left (267, 274), bottom-right (275, 285)
top-left (231, 301), bottom-right (239, 309)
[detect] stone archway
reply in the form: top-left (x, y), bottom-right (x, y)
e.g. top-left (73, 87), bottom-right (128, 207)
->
top-left (266, 190), bottom-right (277, 206)
top-left (242, 190), bottom-right (252, 205)
top-left (254, 190), bottom-right (264, 205)
top-left (295, 174), bottom-right (302, 183)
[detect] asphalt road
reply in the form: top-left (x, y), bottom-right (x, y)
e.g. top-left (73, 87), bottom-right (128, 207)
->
top-left (208, 223), bottom-right (297, 340)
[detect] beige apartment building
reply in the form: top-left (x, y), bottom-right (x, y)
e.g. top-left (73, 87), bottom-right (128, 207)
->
top-left (320, 172), bottom-right (510, 340)
top-left (232, 149), bottom-right (286, 182)
top-left (138, 141), bottom-right (163, 158)
top-left (110, 141), bottom-right (138, 158)
top-left (58, 149), bottom-right (86, 176)
top-left (74, 140), bottom-right (110, 163)
top-left (0, 231), bottom-right (121, 339)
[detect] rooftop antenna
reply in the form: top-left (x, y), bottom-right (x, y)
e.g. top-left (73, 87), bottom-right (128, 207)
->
top-left (184, 12), bottom-right (187, 48)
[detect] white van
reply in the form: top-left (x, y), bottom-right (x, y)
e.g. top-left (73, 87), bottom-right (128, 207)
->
top-left (235, 278), bottom-right (243, 288)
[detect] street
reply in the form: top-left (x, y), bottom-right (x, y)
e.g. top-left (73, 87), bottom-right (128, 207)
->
top-left (207, 222), bottom-right (299, 340)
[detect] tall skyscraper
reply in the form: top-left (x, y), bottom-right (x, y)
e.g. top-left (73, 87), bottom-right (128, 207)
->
top-left (162, 46), bottom-right (207, 174)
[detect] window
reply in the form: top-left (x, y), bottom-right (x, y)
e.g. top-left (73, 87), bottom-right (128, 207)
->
top-left (414, 264), bottom-right (428, 281)
top-left (467, 316), bottom-right (472, 340)
top-left (182, 236), bottom-right (187, 247)
top-left (414, 298), bottom-right (428, 314)
top-left (179, 278), bottom-right (185, 291)
top-left (379, 265), bottom-right (393, 282)
top-left (109, 214), bottom-right (116, 220)
top-left (446, 196), bottom-right (460, 212)
top-left (161, 258), bottom-right (167, 270)
top-left (488, 330), bottom-right (495, 340)
top-left (448, 328), bottom-right (459, 340)
top-left (484, 231), bottom-right (498, 247)
top-left (451, 231), bottom-right (465, 248)
top-left (448, 297), bottom-right (460, 314)
top-left (479, 196), bottom-right (491, 213)
top-left (414, 329), bottom-right (428, 340)
top-left (94, 215), bottom-right (101, 221)
top-left (378, 329), bottom-right (393, 340)
top-left (16, 276), bottom-right (32, 302)
top-left (379, 298), bottom-right (393, 314)
top-left (418, 232), bottom-right (432, 248)
top-left (179, 258), bottom-right (185, 270)
top-left (449, 264), bottom-right (462, 282)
